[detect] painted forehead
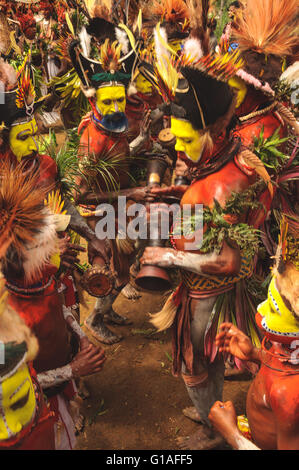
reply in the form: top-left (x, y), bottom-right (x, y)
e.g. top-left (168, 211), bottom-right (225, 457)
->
top-left (96, 86), bottom-right (126, 97)
top-left (11, 118), bottom-right (38, 135)
top-left (171, 118), bottom-right (198, 137)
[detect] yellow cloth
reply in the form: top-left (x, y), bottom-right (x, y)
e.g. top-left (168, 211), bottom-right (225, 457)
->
top-left (237, 415), bottom-right (252, 441)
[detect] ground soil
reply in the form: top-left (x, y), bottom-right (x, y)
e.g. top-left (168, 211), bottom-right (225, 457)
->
top-left (52, 131), bottom-right (250, 451)
top-left (76, 286), bottom-right (250, 450)
top-left (49, 129), bottom-right (250, 450)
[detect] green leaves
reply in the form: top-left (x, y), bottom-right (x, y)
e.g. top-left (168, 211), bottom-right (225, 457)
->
top-left (172, 182), bottom-right (263, 259)
top-left (253, 126), bottom-right (290, 171)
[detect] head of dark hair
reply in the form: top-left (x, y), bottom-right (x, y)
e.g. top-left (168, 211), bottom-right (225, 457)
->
top-left (228, 1), bottom-right (241, 10)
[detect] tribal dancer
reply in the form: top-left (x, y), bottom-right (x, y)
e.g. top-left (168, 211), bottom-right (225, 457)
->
top-left (0, 286), bottom-right (56, 450)
top-left (139, 14), bottom-right (272, 448)
top-left (68, 14), bottom-right (163, 344)
top-left (209, 216), bottom-right (299, 450)
top-left (0, 163), bottom-right (106, 449)
top-left (226, 0), bottom-right (299, 148)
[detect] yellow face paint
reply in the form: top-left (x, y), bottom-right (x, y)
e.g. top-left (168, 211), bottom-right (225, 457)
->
top-left (9, 118), bottom-right (39, 162)
top-left (171, 118), bottom-right (205, 163)
top-left (96, 86), bottom-right (126, 116)
top-left (258, 277), bottom-right (299, 334)
top-left (0, 364), bottom-right (36, 440)
top-left (135, 74), bottom-right (153, 95)
top-left (169, 39), bottom-right (182, 55)
top-left (228, 76), bottom-right (248, 109)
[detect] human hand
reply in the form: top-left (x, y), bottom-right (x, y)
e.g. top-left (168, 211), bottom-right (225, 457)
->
top-left (88, 236), bottom-right (110, 266)
top-left (140, 109), bottom-right (152, 137)
top-left (216, 323), bottom-right (254, 361)
top-left (140, 247), bottom-right (177, 268)
top-left (59, 235), bottom-right (86, 269)
top-left (71, 344), bottom-right (106, 378)
top-left (208, 401), bottom-right (238, 443)
top-left (149, 185), bottom-right (188, 199)
top-left (129, 186), bottom-right (158, 203)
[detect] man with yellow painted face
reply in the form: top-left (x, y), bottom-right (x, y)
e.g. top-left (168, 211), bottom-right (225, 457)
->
top-left (144, 0), bottom-right (190, 57)
top-left (223, 0), bottom-right (298, 148)
top-left (68, 36), bottom-right (163, 344)
top-left (0, 164), bottom-right (106, 449)
top-left (209, 216), bottom-right (299, 450)
top-left (0, 57), bottom-right (113, 308)
top-left (126, 71), bottom-right (163, 143)
top-left (0, 289), bottom-right (56, 450)
top-left (139, 32), bottom-right (267, 448)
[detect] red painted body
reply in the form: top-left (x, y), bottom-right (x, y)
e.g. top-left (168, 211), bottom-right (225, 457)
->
top-left (79, 117), bottom-right (130, 189)
top-left (235, 87), bottom-right (287, 147)
top-left (8, 280), bottom-right (72, 374)
top-left (247, 341), bottom-right (299, 450)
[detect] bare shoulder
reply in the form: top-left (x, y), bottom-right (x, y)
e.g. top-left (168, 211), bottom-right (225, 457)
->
top-left (269, 375), bottom-right (299, 423)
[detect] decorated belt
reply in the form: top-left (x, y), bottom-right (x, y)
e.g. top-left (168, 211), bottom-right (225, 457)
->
top-left (180, 254), bottom-right (253, 293)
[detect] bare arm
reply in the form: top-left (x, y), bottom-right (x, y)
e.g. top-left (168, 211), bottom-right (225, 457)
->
top-left (270, 384), bottom-right (299, 450)
top-left (75, 186), bottom-right (156, 205)
top-left (37, 345), bottom-right (106, 389)
top-left (140, 241), bottom-right (241, 278)
top-left (208, 401), bottom-right (260, 450)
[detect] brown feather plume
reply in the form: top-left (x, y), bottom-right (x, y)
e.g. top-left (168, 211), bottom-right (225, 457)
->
top-left (231, 0), bottom-right (299, 57)
top-left (238, 148), bottom-right (273, 199)
top-left (0, 162), bottom-right (53, 259)
top-left (185, 0), bottom-right (215, 55)
top-left (152, 0), bottom-right (189, 23)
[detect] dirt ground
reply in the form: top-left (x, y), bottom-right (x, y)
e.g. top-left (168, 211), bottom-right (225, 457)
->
top-left (76, 287), bottom-right (251, 451)
top-left (51, 130), bottom-right (250, 450)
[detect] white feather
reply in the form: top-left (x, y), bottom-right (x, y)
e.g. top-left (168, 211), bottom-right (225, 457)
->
top-left (127, 82), bottom-right (137, 96)
top-left (281, 61), bottom-right (299, 85)
top-left (23, 210), bottom-right (58, 284)
top-left (81, 85), bottom-right (96, 98)
top-left (154, 26), bottom-right (170, 69)
top-left (0, 59), bottom-right (17, 89)
top-left (79, 27), bottom-right (91, 58)
top-left (183, 38), bottom-right (203, 61)
top-left (115, 27), bottom-right (129, 55)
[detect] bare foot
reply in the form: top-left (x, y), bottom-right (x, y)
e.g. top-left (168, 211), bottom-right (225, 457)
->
top-left (121, 283), bottom-right (141, 300)
top-left (182, 406), bottom-right (202, 423)
top-left (84, 318), bottom-right (123, 345)
top-left (104, 309), bottom-right (133, 326)
top-left (176, 425), bottom-right (225, 450)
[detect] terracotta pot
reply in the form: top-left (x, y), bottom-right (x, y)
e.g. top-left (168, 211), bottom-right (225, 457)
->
top-left (135, 264), bottom-right (172, 291)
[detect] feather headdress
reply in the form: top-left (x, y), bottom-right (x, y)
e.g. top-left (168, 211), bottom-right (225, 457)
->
top-left (0, 163), bottom-right (57, 284)
top-left (152, 0), bottom-right (189, 24)
top-left (275, 214), bottom-right (299, 274)
top-left (15, 54), bottom-right (35, 111)
top-left (184, 0), bottom-right (214, 57)
top-left (232, 0), bottom-right (298, 57)
top-left (144, 0), bottom-right (190, 40)
top-left (231, 0), bottom-right (299, 91)
top-left (140, 23), bottom-right (243, 132)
